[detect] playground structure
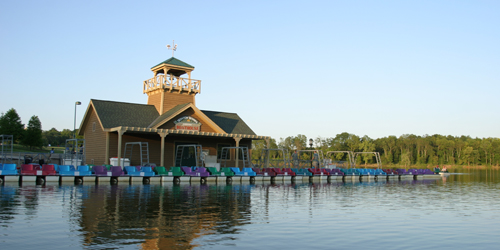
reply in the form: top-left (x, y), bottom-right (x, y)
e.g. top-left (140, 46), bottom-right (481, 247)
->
top-left (254, 149), bottom-right (383, 169)
top-left (220, 146), bottom-right (251, 168)
top-left (124, 142), bottom-right (150, 166)
top-left (0, 135), bottom-right (51, 165)
top-left (0, 135), bottom-right (14, 164)
top-left (258, 148), bottom-right (290, 169)
top-left (293, 150), bottom-right (324, 169)
top-left (62, 139), bottom-right (85, 166)
top-left (325, 151), bottom-right (355, 168)
top-left (352, 152), bottom-right (382, 168)
top-left (175, 144), bottom-right (204, 167)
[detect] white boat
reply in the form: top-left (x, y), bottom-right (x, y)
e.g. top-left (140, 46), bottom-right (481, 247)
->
top-left (439, 171), bottom-right (450, 176)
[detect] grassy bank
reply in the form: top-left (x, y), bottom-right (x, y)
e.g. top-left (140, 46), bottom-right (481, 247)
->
top-left (2, 144), bottom-right (65, 154)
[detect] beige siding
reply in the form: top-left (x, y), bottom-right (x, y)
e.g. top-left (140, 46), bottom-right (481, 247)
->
top-left (147, 91), bottom-right (195, 115)
top-left (162, 92), bottom-right (194, 113)
top-left (83, 109), bottom-right (107, 165)
top-left (147, 92), bottom-right (162, 114)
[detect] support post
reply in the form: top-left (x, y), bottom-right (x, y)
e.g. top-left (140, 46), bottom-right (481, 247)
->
top-left (158, 131), bottom-right (169, 167)
top-left (116, 128), bottom-right (126, 167)
top-left (105, 132), bottom-right (110, 164)
top-left (234, 137), bottom-right (241, 169)
top-left (160, 91), bottom-right (164, 115)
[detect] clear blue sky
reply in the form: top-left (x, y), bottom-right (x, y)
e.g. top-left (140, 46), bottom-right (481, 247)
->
top-left (1, 0), bottom-right (499, 141)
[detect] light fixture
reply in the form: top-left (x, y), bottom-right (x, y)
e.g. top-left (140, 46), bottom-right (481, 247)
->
top-left (74, 101), bottom-right (82, 139)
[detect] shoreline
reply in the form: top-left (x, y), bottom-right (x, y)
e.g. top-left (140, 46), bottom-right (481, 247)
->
top-left (356, 164), bottom-right (500, 170)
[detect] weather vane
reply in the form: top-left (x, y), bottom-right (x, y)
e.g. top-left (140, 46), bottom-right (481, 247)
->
top-left (166, 40), bottom-right (177, 57)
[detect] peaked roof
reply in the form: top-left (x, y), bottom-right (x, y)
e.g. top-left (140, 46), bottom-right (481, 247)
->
top-left (147, 103), bottom-right (191, 128)
top-left (201, 110), bottom-right (256, 135)
top-left (147, 103), bottom-right (226, 134)
top-left (79, 99), bottom-right (257, 136)
top-left (90, 99), bottom-right (159, 128)
top-left (151, 57), bottom-right (195, 69)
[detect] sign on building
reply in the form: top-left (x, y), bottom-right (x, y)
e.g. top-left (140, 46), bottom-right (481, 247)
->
top-left (174, 116), bottom-right (201, 132)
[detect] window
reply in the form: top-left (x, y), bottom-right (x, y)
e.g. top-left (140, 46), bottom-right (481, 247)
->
top-left (92, 122), bottom-right (96, 132)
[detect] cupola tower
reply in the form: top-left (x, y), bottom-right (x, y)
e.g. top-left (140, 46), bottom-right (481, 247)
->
top-left (143, 57), bottom-right (201, 114)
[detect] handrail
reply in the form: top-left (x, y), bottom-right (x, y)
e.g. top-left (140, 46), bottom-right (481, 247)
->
top-left (143, 75), bottom-right (201, 94)
top-left (326, 151), bottom-right (355, 168)
top-left (352, 152), bottom-right (382, 168)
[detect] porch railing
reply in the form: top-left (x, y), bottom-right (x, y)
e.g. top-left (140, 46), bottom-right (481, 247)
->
top-left (143, 75), bottom-right (201, 94)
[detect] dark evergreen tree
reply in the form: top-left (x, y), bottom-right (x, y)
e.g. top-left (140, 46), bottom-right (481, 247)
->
top-left (21, 115), bottom-right (43, 150)
top-left (0, 108), bottom-right (25, 142)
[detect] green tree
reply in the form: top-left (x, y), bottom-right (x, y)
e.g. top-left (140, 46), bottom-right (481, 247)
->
top-left (294, 134), bottom-right (308, 150)
top-left (460, 146), bottom-right (474, 166)
top-left (258, 132), bottom-right (500, 167)
top-left (376, 135), bottom-right (397, 164)
top-left (21, 115), bottom-right (43, 150)
top-left (332, 132), bottom-right (350, 151)
top-left (278, 136), bottom-right (295, 154)
top-left (481, 139), bottom-right (493, 166)
top-left (61, 129), bottom-right (73, 140)
top-left (346, 134), bottom-right (360, 153)
top-left (454, 138), bottom-right (466, 165)
top-left (400, 151), bottom-right (411, 167)
top-left (492, 138), bottom-right (500, 166)
top-left (466, 138), bottom-right (482, 165)
top-left (252, 138), bottom-right (279, 163)
top-left (42, 128), bottom-right (74, 147)
top-left (43, 128), bottom-right (61, 146)
top-left (397, 134), bottom-right (416, 165)
top-left (415, 136), bottom-right (430, 165)
top-left (252, 140), bottom-right (267, 162)
top-left (315, 136), bottom-right (330, 159)
top-left (0, 108), bottom-right (25, 142)
top-left (360, 135), bottom-right (375, 165)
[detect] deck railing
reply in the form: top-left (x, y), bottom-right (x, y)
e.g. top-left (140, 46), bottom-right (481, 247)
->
top-left (143, 75), bottom-right (201, 94)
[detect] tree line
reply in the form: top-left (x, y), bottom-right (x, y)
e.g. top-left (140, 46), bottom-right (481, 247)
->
top-left (252, 132), bottom-right (500, 167)
top-left (3, 106), bottom-right (499, 165)
top-left (0, 108), bottom-right (74, 150)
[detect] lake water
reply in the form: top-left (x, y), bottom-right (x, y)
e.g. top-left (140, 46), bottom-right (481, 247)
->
top-left (1, 169), bottom-right (500, 249)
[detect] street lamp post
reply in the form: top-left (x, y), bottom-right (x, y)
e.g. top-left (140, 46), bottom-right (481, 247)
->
top-left (74, 101), bottom-right (81, 139)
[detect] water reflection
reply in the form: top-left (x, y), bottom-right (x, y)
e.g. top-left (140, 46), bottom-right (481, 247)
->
top-left (1, 169), bottom-right (500, 249)
top-left (75, 183), bottom-right (253, 249)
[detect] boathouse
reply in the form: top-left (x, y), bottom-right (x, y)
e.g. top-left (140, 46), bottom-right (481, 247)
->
top-left (78, 57), bottom-right (269, 167)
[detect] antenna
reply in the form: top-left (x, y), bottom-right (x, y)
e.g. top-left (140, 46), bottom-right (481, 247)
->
top-left (166, 40), bottom-right (177, 57)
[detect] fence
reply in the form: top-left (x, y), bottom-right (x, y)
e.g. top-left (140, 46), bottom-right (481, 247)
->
top-left (0, 152), bottom-right (63, 166)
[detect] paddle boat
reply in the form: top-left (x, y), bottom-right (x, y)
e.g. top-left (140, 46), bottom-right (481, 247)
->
top-left (433, 166), bottom-right (450, 176)
top-left (439, 171), bottom-right (450, 176)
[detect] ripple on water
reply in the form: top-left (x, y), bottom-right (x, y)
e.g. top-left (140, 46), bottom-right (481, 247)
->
top-left (1, 171), bottom-right (500, 249)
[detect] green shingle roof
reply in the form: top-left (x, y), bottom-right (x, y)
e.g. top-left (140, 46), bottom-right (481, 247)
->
top-left (91, 99), bottom-right (159, 128)
top-left (151, 57), bottom-right (195, 69)
top-left (201, 110), bottom-right (256, 135)
top-left (148, 103), bottom-right (190, 128)
top-left (91, 99), bottom-right (256, 136)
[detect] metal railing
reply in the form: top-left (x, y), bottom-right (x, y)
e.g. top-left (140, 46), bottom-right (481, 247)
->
top-left (0, 152), bottom-right (63, 166)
